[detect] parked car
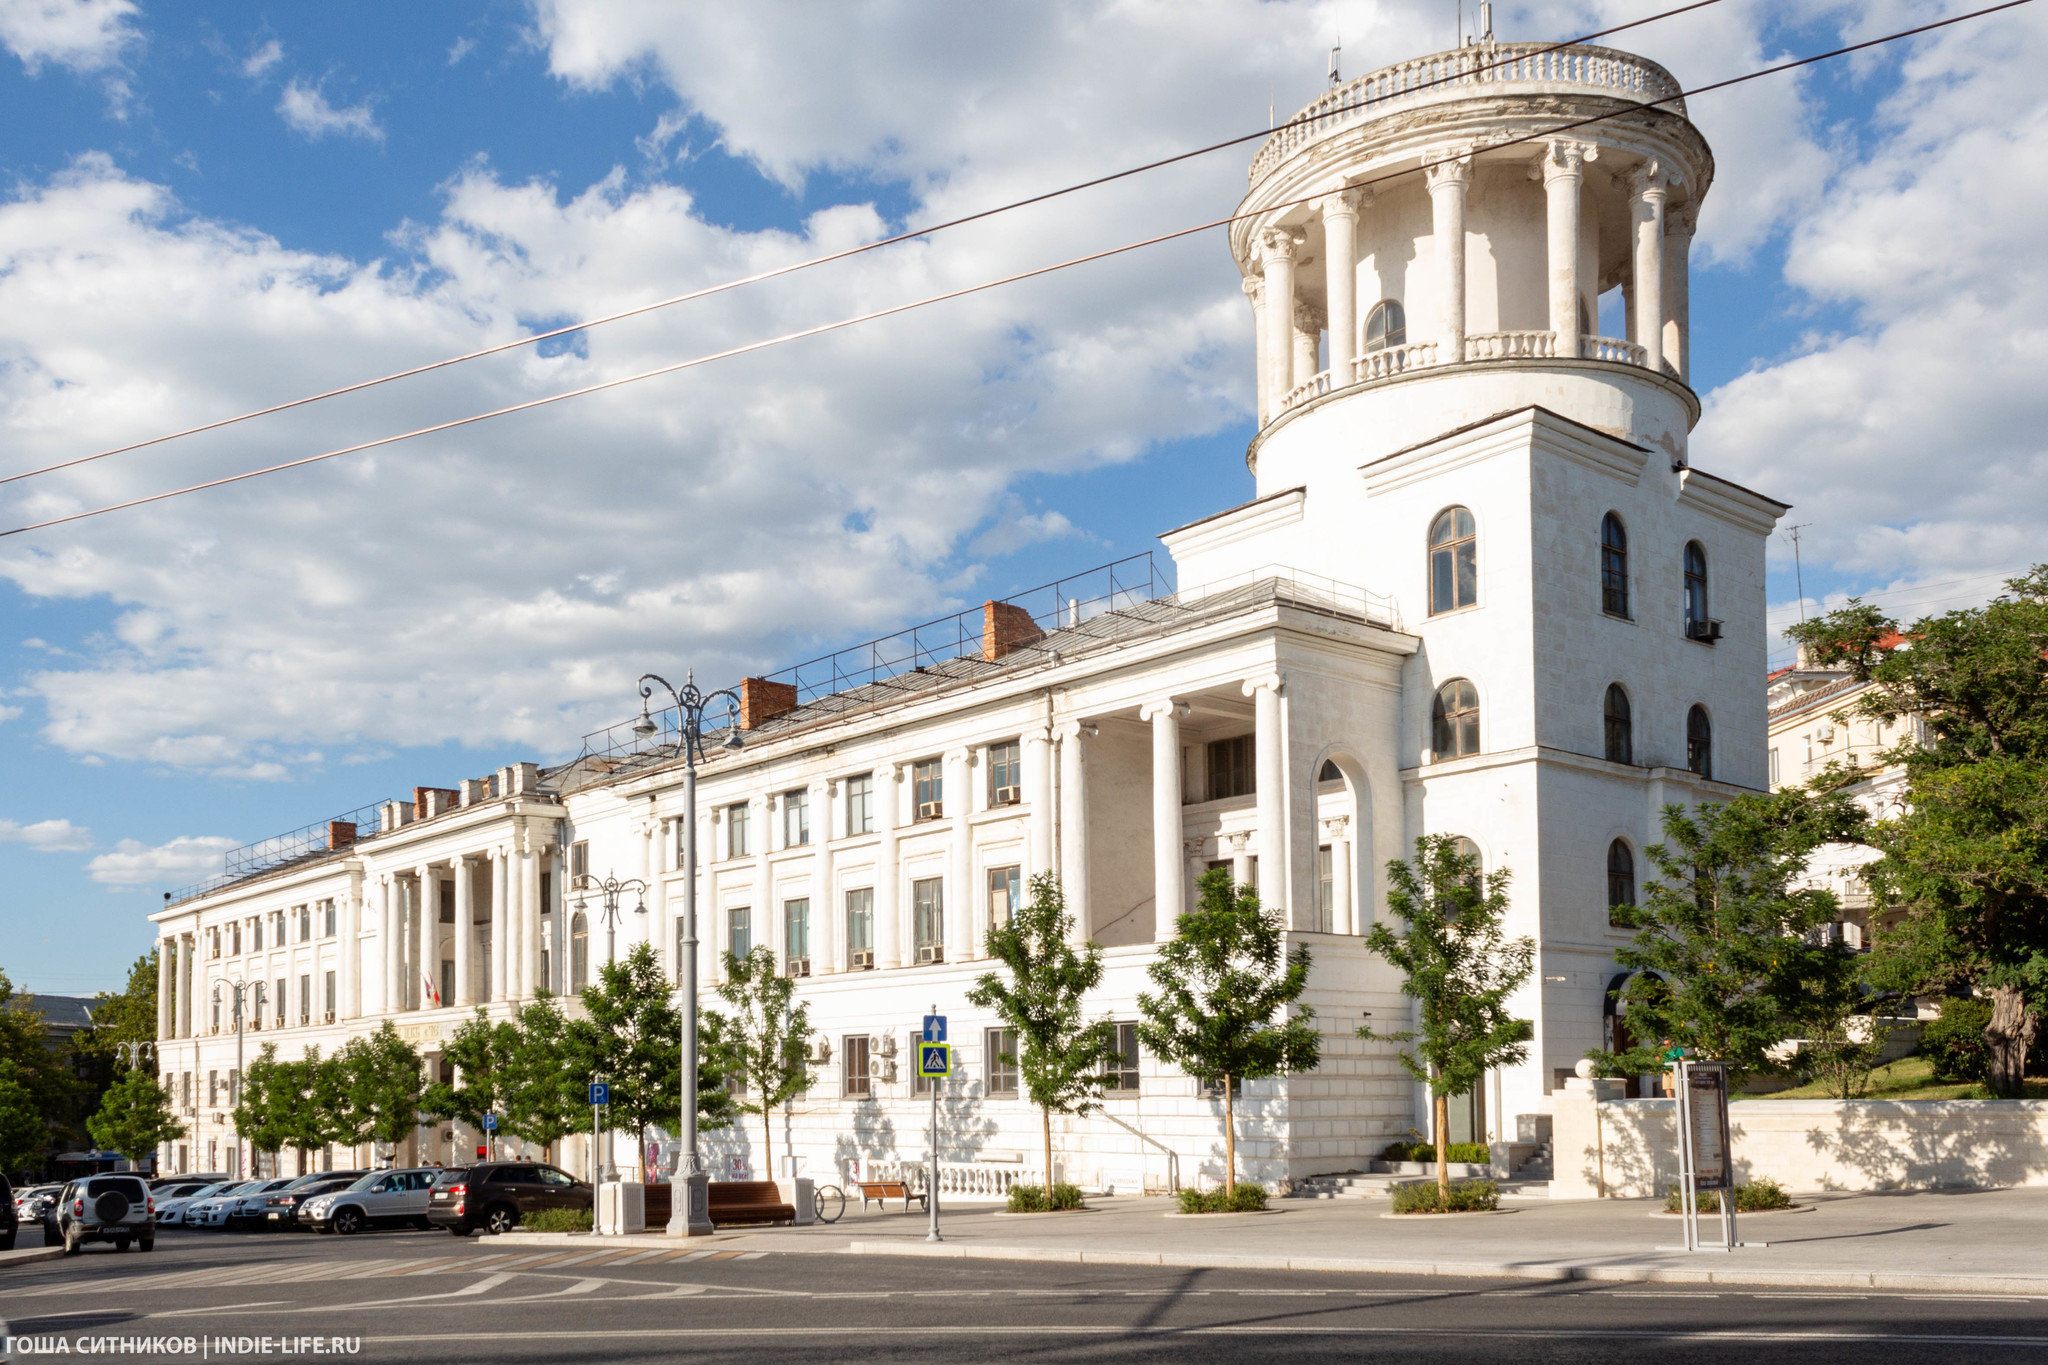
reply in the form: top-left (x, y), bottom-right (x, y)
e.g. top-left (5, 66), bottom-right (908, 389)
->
top-left (219, 1178), bottom-right (304, 1231)
top-left (155, 1182), bottom-right (234, 1227)
top-left (260, 1172), bottom-right (366, 1230)
top-left (300, 1168), bottom-right (444, 1235)
top-left (152, 1172), bottom-right (230, 1190)
top-left (0, 1173), bottom-right (16, 1251)
top-left (185, 1180), bottom-right (263, 1229)
top-left (45, 1174), bottom-right (154, 1254)
top-left (427, 1160), bottom-right (591, 1236)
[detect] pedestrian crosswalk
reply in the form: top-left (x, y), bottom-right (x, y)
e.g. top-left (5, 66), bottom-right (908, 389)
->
top-left (22, 1247), bottom-right (772, 1296)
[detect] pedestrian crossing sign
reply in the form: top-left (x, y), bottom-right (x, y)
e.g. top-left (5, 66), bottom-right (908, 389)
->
top-left (917, 1042), bottom-right (953, 1078)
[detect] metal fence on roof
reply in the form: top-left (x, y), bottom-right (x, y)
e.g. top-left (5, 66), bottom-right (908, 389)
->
top-left (165, 800), bottom-right (388, 906)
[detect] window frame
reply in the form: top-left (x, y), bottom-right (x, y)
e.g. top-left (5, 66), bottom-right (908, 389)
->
top-left (569, 840), bottom-right (589, 882)
top-left (913, 759), bottom-right (944, 821)
top-left (987, 741), bottom-right (1023, 806)
top-left (1364, 298), bottom-right (1407, 352)
top-left (845, 774), bottom-right (874, 835)
top-left (1206, 734), bottom-right (1255, 801)
top-left (911, 877), bottom-right (945, 963)
top-left (1428, 506), bottom-right (1479, 616)
top-left (727, 803), bottom-right (751, 859)
top-left (1687, 704), bottom-right (1713, 779)
top-left (987, 864), bottom-right (1022, 930)
top-left (728, 905), bottom-right (753, 960)
top-left (570, 911), bottom-right (589, 991)
top-left (984, 1026), bottom-right (1020, 1097)
top-left (1603, 683), bottom-right (1633, 766)
top-left (844, 887), bottom-right (875, 968)
top-left (783, 789), bottom-right (810, 847)
top-left (1684, 540), bottom-right (1710, 637)
top-left (842, 1035), bottom-right (871, 1098)
top-left (1430, 678), bottom-right (1481, 758)
top-left (1600, 512), bottom-right (1629, 618)
top-left (1606, 839), bottom-right (1637, 928)
top-left (1103, 1022), bottom-right (1141, 1093)
top-left (784, 898), bottom-right (811, 976)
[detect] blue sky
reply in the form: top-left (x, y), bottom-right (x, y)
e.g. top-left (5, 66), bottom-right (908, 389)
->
top-left (3, 0), bottom-right (2043, 994)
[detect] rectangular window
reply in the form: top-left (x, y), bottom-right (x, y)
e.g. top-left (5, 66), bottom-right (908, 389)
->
top-left (987, 741), bottom-right (1022, 806)
top-left (323, 971), bottom-right (336, 1020)
top-left (912, 878), bottom-right (945, 963)
top-left (275, 978), bottom-right (286, 1025)
top-left (208, 1070), bottom-right (218, 1107)
top-left (784, 789), bottom-right (810, 847)
top-left (845, 888), bottom-right (874, 968)
top-left (439, 879), bottom-right (456, 924)
top-left (1207, 735), bottom-right (1255, 800)
top-left (181, 1071), bottom-right (191, 1107)
top-left (728, 803), bottom-right (751, 858)
top-left (570, 840), bottom-right (589, 881)
top-left (846, 774), bottom-right (874, 835)
top-left (985, 1027), bottom-right (1019, 1096)
top-left (321, 899), bottom-right (336, 937)
top-left (298, 974), bottom-right (310, 1024)
top-left (843, 1035), bottom-right (871, 1098)
top-left (913, 759), bottom-right (943, 821)
top-left (1103, 1022), bottom-right (1141, 1092)
top-left (1316, 845), bottom-right (1334, 933)
top-left (729, 906), bottom-right (752, 959)
top-left (250, 919), bottom-right (262, 953)
top-left (987, 865), bottom-right (1022, 930)
top-left (784, 899), bottom-right (811, 976)
top-left (1768, 747), bottom-right (1781, 786)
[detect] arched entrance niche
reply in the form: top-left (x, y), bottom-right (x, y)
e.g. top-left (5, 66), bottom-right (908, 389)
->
top-left (1603, 969), bottom-right (1669, 1098)
top-left (1310, 746), bottom-right (1375, 934)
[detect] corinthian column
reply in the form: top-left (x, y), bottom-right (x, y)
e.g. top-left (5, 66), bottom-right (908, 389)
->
top-left (1320, 191), bottom-right (1359, 383)
top-left (1543, 140), bottom-right (1595, 358)
top-left (873, 765), bottom-right (902, 970)
top-left (1663, 200), bottom-right (1696, 382)
top-left (1628, 161), bottom-right (1671, 372)
top-left (1425, 152), bottom-right (1471, 362)
top-left (1244, 674), bottom-right (1287, 920)
top-left (1057, 719), bottom-right (1090, 946)
top-left (453, 857), bottom-right (475, 1008)
top-left (1258, 227), bottom-right (1302, 416)
top-left (1139, 700), bottom-right (1186, 942)
top-left (1243, 275), bottom-right (1269, 426)
top-left (1292, 300), bottom-right (1323, 389)
top-left (157, 939), bottom-right (173, 1040)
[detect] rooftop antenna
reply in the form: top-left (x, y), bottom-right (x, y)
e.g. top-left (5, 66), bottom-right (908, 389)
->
top-left (1480, 1), bottom-right (1494, 41)
top-left (1328, 40), bottom-right (1341, 88)
top-left (1785, 523), bottom-right (1813, 623)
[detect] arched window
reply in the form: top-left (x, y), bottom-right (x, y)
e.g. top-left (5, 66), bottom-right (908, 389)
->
top-left (1607, 839), bottom-right (1636, 927)
top-left (1687, 705), bottom-right (1712, 779)
top-left (1449, 836), bottom-right (1485, 896)
top-left (1365, 299), bottom-right (1406, 352)
top-left (570, 911), bottom-right (589, 992)
top-left (1429, 507), bottom-right (1477, 614)
top-left (1684, 541), bottom-right (1710, 637)
top-left (1431, 679), bottom-right (1480, 758)
top-left (1604, 683), bottom-right (1633, 764)
top-left (1601, 513), bottom-right (1629, 617)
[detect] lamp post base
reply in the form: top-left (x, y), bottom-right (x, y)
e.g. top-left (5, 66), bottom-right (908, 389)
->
top-left (665, 1171), bottom-right (715, 1237)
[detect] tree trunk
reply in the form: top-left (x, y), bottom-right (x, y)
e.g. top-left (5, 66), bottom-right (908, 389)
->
top-left (1435, 1090), bottom-right (1451, 1204)
top-left (1224, 1074), bottom-right (1236, 1198)
top-left (761, 1103), bottom-right (774, 1182)
top-left (1985, 984), bottom-right (2039, 1099)
top-left (1042, 1105), bottom-right (1054, 1204)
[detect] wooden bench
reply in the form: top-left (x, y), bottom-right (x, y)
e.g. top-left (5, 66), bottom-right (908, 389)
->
top-left (856, 1179), bottom-right (927, 1213)
top-left (706, 1180), bottom-right (795, 1227)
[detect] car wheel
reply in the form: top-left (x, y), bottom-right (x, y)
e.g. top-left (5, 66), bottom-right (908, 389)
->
top-left (113, 1236), bottom-right (132, 1252)
top-left (446, 1226), bottom-right (469, 1238)
top-left (484, 1204), bottom-right (519, 1236)
top-left (139, 1236), bottom-right (155, 1252)
top-left (0, 1231), bottom-right (16, 1252)
top-left (62, 1227), bottom-right (81, 1257)
top-left (331, 1208), bottom-right (364, 1236)
top-left (44, 1223), bottom-right (63, 1248)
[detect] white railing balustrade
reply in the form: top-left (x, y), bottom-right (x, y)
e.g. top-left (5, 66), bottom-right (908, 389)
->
top-left (867, 1160), bottom-right (1037, 1201)
top-left (1273, 331), bottom-right (1661, 427)
top-left (1353, 341), bottom-right (1439, 382)
top-left (1579, 335), bottom-right (1648, 365)
top-left (1281, 370), bottom-right (1332, 411)
top-left (1466, 330), bottom-right (1556, 360)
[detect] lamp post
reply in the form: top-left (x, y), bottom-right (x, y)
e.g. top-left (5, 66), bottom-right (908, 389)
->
top-left (635, 670), bottom-right (742, 1238)
top-left (113, 1040), bottom-right (157, 1174)
top-left (570, 871), bottom-right (647, 1184)
top-left (211, 979), bottom-right (249, 1177)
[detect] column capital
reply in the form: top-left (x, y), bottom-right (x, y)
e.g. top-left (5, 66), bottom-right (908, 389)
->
top-left (1138, 698), bottom-right (1189, 722)
top-left (1423, 150), bottom-right (1472, 190)
top-left (1316, 188), bottom-right (1361, 222)
top-left (1182, 838), bottom-right (1209, 858)
top-left (1228, 831), bottom-right (1252, 853)
top-left (1292, 299), bottom-right (1325, 333)
top-left (1053, 717), bottom-right (1095, 742)
top-left (1241, 274), bottom-right (1265, 305)
top-left (944, 745), bottom-right (972, 766)
top-left (1541, 138), bottom-right (1598, 181)
top-left (1626, 159), bottom-right (1674, 199)
top-left (1665, 200), bottom-right (1700, 237)
top-left (1241, 672), bottom-right (1285, 698)
top-left (1257, 225), bottom-right (1305, 261)
top-left (1320, 816), bottom-right (1352, 837)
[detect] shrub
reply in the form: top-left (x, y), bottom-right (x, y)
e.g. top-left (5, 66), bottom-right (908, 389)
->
top-left (1918, 998), bottom-right (1993, 1082)
top-left (1381, 1141), bottom-right (1490, 1165)
top-left (1390, 1179), bottom-right (1499, 1214)
top-left (1006, 1181), bottom-right (1085, 1212)
top-left (1176, 1183), bottom-right (1269, 1213)
top-left (1663, 1178), bottom-right (1792, 1214)
top-left (523, 1207), bottom-right (593, 1233)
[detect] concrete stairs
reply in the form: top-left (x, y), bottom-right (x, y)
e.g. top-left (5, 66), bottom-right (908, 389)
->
top-left (1287, 1171), bottom-right (1408, 1200)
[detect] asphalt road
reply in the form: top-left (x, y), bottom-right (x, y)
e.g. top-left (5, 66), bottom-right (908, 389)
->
top-left (6, 1225), bottom-right (2048, 1363)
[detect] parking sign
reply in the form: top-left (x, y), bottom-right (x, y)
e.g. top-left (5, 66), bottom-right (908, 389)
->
top-left (589, 1081), bottom-right (610, 1106)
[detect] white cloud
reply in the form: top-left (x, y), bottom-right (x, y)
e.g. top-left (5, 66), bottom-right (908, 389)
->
top-left (277, 78), bottom-right (383, 142)
top-left (86, 834), bottom-right (237, 887)
top-left (0, 816), bottom-right (93, 851)
top-left (241, 38), bottom-right (283, 81)
top-left (0, 0), bottom-right (138, 75)
top-left (969, 499), bottom-right (1086, 558)
top-left (448, 36), bottom-right (475, 66)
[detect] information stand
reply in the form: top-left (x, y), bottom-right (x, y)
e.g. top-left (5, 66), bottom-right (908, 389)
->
top-left (1659, 1057), bottom-right (1759, 1252)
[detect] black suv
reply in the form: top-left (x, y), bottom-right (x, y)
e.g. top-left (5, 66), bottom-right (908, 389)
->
top-left (46, 1174), bottom-right (155, 1254)
top-left (427, 1161), bottom-right (591, 1236)
top-left (0, 1173), bottom-right (16, 1252)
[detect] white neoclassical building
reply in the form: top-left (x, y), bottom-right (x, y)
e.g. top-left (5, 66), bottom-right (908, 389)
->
top-left (150, 37), bottom-right (1784, 1194)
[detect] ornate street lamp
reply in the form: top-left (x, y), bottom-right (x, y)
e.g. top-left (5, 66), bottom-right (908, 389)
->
top-left (635, 670), bottom-right (742, 1238)
top-left (569, 870), bottom-right (647, 1186)
top-left (211, 979), bottom-right (251, 1175)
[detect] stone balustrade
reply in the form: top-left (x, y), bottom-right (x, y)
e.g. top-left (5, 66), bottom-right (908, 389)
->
top-left (1273, 332), bottom-right (1657, 418)
top-left (1579, 334), bottom-right (1648, 365)
top-left (1466, 329), bottom-right (1556, 360)
top-left (1353, 341), bottom-right (1439, 383)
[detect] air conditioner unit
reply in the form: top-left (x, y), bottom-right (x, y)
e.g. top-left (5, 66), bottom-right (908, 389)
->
top-left (323, 1011), bottom-right (336, 1024)
top-left (850, 950), bottom-right (875, 970)
top-left (868, 1057), bottom-right (896, 1083)
top-left (915, 943), bottom-right (945, 965)
top-left (809, 1038), bottom-right (832, 1064)
top-left (1686, 618), bottom-right (1724, 642)
top-left (785, 957), bottom-right (811, 979)
top-left (870, 1032), bottom-right (897, 1057)
top-left (992, 784), bottom-right (1021, 807)
top-left (1817, 723), bottom-right (1836, 742)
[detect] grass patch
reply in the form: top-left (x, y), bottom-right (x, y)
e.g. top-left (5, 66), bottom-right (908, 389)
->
top-left (1389, 1179), bottom-right (1500, 1214)
top-left (522, 1207), bottom-right (593, 1233)
top-left (1006, 1182), bottom-right (1085, 1212)
top-left (1664, 1177), bottom-right (1792, 1214)
top-left (1176, 1184), bottom-right (1269, 1214)
top-left (1759, 1055), bottom-right (2048, 1101)
top-left (1381, 1141), bottom-right (1490, 1164)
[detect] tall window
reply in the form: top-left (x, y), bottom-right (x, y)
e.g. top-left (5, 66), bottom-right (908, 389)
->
top-left (320, 899), bottom-right (335, 937)
top-left (298, 974), bottom-right (310, 1025)
top-left (1684, 541), bottom-right (1710, 636)
top-left (784, 899), bottom-right (811, 976)
top-left (1607, 840), bottom-right (1636, 928)
top-left (842, 1035), bottom-right (871, 1098)
top-left (569, 840), bottom-right (589, 881)
top-left (845, 888), bottom-right (875, 968)
top-left (783, 790), bottom-right (809, 847)
top-left (1451, 836), bottom-right (1485, 891)
top-left (570, 912), bottom-right (589, 991)
top-left (323, 971), bottom-right (335, 1020)
top-left (1316, 845), bottom-right (1334, 933)
top-left (985, 1027), bottom-right (1020, 1096)
top-left (251, 918), bottom-right (262, 952)
top-left (1601, 512), bottom-right (1629, 617)
top-left (1604, 683), bottom-right (1633, 765)
top-left (1365, 299), bottom-right (1406, 352)
top-left (1687, 705), bottom-right (1713, 778)
top-left (988, 741), bottom-right (1022, 806)
top-left (913, 760), bottom-right (944, 820)
top-left (1207, 735), bottom-right (1255, 799)
top-left (1429, 507), bottom-right (1478, 614)
top-left (728, 906), bottom-right (752, 959)
top-left (988, 865), bottom-right (1022, 930)
top-left (727, 803), bottom-right (751, 858)
top-left (846, 774), bottom-right (874, 835)
top-left (912, 878), bottom-right (945, 963)
top-left (1102, 1022), bottom-right (1141, 1092)
top-left (1431, 679), bottom-right (1481, 758)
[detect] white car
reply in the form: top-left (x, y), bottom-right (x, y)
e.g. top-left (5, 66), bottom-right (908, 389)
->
top-left (154, 1182), bottom-right (232, 1227)
top-left (184, 1181), bottom-right (261, 1229)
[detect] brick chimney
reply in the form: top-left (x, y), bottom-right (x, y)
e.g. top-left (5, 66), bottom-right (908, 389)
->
top-left (739, 677), bottom-right (799, 730)
top-left (328, 821), bottom-right (357, 851)
top-left (982, 599), bottom-right (1045, 661)
top-left (414, 786), bottom-right (459, 820)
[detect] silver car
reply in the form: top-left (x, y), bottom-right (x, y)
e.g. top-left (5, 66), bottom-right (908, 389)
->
top-left (185, 1180), bottom-right (261, 1229)
top-left (155, 1181), bottom-right (232, 1226)
top-left (300, 1168), bottom-right (441, 1235)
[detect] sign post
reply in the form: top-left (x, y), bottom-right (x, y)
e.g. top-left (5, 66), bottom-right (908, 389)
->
top-left (589, 1080), bottom-right (613, 1184)
top-left (920, 1007), bottom-right (951, 1243)
top-left (1658, 1055), bottom-right (1754, 1252)
top-left (482, 1111), bottom-right (498, 1162)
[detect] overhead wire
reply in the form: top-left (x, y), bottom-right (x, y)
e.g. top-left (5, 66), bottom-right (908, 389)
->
top-left (0, 0), bottom-right (1734, 490)
top-left (1, 0), bottom-right (2032, 540)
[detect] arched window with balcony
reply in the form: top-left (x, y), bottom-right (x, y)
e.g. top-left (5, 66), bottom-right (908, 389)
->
top-left (1687, 704), bottom-right (1713, 779)
top-left (1431, 679), bottom-right (1480, 758)
top-left (1604, 683), bottom-right (1633, 764)
top-left (1365, 299), bottom-right (1406, 352)
top-left (570, 911), bottom-right (589, 992)
top-left (1601, 512), bottom-right (1629, 617)
top-left (1429, 507), bottom-right (1477, 614)
top-left (1606, 839), bottom-right (1636, 927)
top-left (1684, 541), bottom-right (1710, 638)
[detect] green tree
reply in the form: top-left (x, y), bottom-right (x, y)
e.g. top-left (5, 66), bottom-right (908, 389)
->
top-left (1788, 567), bottom-right (2048, 1096)
top-left (1592, 791), bottom-right (1866, 1086)
top-left (967, 874), bottom-right (1116, 1199)
top-left (1361, 836), bottom-right (1535, 1201)
top-left (706, 946), bottom-right (815, 1180)
top-left (0, 971), bottom-right (69, 1132)
top-left (77, 949), bottom-right (159, 1071)
top-left (420, 1008), bottom-right (506, 1137)
top-left (87, 1065), bottom-right (187, 1166)
top-left (1136, 870), bottom-right (1320, 1196)
top-left (232, 1043), bottom-right (295, 1164)
top-left (333, 1023), bottom-right (425, 1160)
top-left (567, 943), bottom-right (705, 1176)
top-left (497, 995), bottom-right (583, 1156)
top-left (0, 1059), bottom-right (49, 1177)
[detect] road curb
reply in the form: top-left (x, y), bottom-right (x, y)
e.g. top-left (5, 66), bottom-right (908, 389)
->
top-left (843, 1239), bottom-right (2048, 1296)
top-left (0, 1246), bottom-right (66, 1269)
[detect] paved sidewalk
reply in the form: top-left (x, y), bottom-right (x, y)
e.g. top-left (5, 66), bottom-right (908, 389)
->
top-left (500, 1185), bottom-right (2048, 1295)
